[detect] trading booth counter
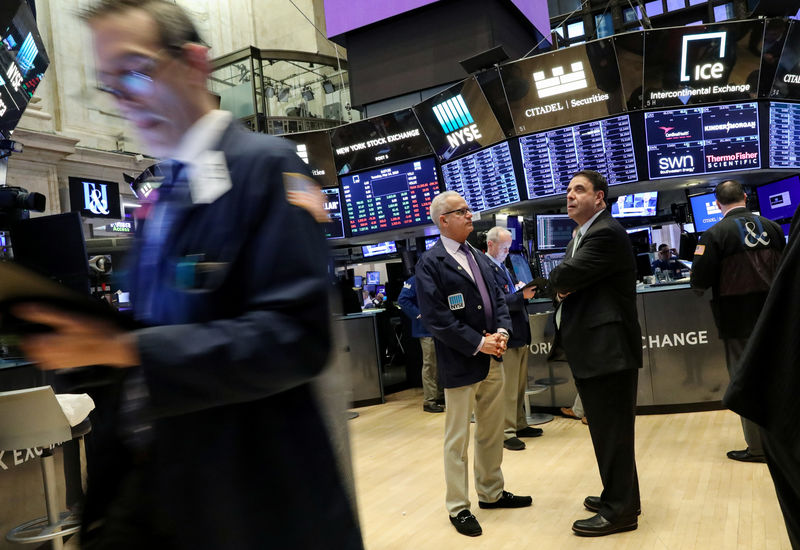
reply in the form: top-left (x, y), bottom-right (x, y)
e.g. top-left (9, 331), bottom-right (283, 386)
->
top-left (527, 284), bottom-right (728, 411)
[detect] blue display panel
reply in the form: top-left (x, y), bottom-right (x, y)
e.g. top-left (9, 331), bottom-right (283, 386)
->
top-left (440, 141), bottom-right (519, 213)
top-left (612, 192), bottom-right (658, 217)
top-left (519, 115), bottom-right (638, 199)
top-left (769, 102), bottom-right (800, 168)
top-left (645, 102), bottom-right (760, 179)
top-left (362, 241), bottom-right (397, 257)
top-left (341, 157), bottom-right (440, 236)
top-left (688, 192), bottom-right (724, 232)
top-left (536, 214), bottom-right (577, 250)
top-left (321, 187), bottom-right (345, 240)
top-left (424, 236), bottom-right (438, 250)
top-left (756, 175), bottom-right (800, 222)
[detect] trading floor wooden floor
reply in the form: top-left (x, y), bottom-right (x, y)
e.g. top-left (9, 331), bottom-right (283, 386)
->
top-left (349, 388), bottom-right (791, 550)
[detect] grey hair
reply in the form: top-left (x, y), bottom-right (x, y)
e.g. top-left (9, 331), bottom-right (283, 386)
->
top-left (487, 226), bottom-right (511, 243)
top-left (429, 190), bottom-right (462, 228)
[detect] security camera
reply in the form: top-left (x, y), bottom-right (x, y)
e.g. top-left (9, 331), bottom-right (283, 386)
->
top-left (89, 255), bottom-right (112, 274)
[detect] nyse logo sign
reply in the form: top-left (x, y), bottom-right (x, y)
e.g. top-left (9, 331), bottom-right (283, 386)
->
top-left (83, 181), bottom-right (111, 216)
top-left (680, 32), bottom-right (727, 83)
top-left (432, 95), bottom-right (483, 149)
top-left (533, 62), bottom-right (588, 98)
top-left (6, 62), bottom-right (22, 91)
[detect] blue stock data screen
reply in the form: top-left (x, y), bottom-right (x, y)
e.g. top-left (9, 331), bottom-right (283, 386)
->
top-left (440, 141), bottom-right (520, 212)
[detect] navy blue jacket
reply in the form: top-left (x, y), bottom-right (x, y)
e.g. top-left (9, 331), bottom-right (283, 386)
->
top-left (481, 253), bottom-right (530, 349)
top-left (415, 239), bottom-right (511, 389)
top-left (87, 122), bottom-right (362, 550)
top-left (397, 275), bottom-right (432, 338)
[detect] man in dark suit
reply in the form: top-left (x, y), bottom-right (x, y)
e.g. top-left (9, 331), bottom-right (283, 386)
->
top-left (416, 191), bottom-right (532, 537)
top-left (691, 180), bottom-right (784, 463)
top-left (548, 170), bottom-right (643, 537)
top-left (482, 226), bottom-right (541, 451)
top-left (15, 2), bottom-right (362, 549)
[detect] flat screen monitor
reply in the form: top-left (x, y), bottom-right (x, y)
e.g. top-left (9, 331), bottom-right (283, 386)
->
top-left (341, 157), bottom-right (440, 236)
top-left (413, 76), bottom-right (506, 162)
top-left (519, 114), bottom-right (638, 199)
top-left (500, 37), bottom-right (626, 134)
top-left (321, 187), bottom-right (346, 240)
top-left (612, 192), bottom-right (658, 217)
top-left (508, 252), bottom-right (533, 285)
top-left (644, 102), bottom-right (760, 179)
top-left (0, 1), bottom-right (50, 136)
top-left (756, 175), bottom-right (800, 221)
top-left (9, 212), bottom-right (90, 294)
top-left (424, 236), bottom-right (438, 250)
top-left (768, 102), bottom-right (800, 168)
top-left (626, 228), bottom-right (651, 254)
top-left (330, 109), bottom-right (433, 175)
top-left (440, 141), bottom-right (519, 213)
top-left (376, 284), bottom-right (386, 295)
top-left (281, 130), bottom-right (337, 187)
top-left (687, 191), bottom-right (724, 231)
top-left (362, 241), bottom-right (397, 258)
top-left (538, 251), bottom-right (566, 279)
top-left (353, 275), bottom-right (363, 288)
top-left (366, 271), bottom-right (380, 285)
top-left (68, 177), bottom-right (122, 220)
top-left (642, 20), bottom-right (764, 109)
top-left (536, 214), bottom-right (577, 251)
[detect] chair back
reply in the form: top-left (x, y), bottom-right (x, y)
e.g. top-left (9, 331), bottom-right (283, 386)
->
top-left (0, 386), bottom-right (72, 451)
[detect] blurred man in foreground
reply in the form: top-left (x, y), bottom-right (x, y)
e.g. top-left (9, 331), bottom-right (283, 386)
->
top-left (14, 1), bottom-right (362, 548)
top-left (416, 190), bottom-right (531, 537)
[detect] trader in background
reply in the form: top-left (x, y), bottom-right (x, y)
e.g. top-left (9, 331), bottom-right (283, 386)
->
top-left (398, 273), bottom-right (445, 413)
top-left (690, 179), bottom-right (784, 464)
top-left (548, 170), bottom-right (642, 537)
top-left (482, 226), bottom-right (541, 451)
top-left (416, 191), bottom-right (531, 538)
top-left (14, 1), bottom-right (362, 548)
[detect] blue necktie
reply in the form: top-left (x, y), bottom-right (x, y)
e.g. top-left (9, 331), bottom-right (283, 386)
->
top-left (501, 263), bottom-right (515, 293)
top-left (460, 243), bottom-right (493, 328)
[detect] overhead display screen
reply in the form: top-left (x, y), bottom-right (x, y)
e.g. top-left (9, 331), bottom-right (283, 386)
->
top-left (769, 101), bottom-right (800, 168)
top-left (768, 20), bottom-right (800, 100)
top-left (0, 1), bottom-right (49, 135)
top-left (642, 20), bottom-right (763, 109)
top-left (321, 187), bottom-right (346, 239)
top-left (500, 37), bottom-right (626, 135)
top-left (281, 130), bottom-right (337, 187)
top-left (519, 114), bottom-right (638, 199)
top-left (688, 192), bottom-right (723, 232)
top-left (440, 141), bottom-right (520, 213)
top-left (756, 176), bottom-right (800, 222)
top-left (330, 109), bottom-right (433, 175)
top-left (362, 241), bottom-right (397, 257)
top-left (413, 76), bottom-right (506, 162)
top-left (340, 157), bottom-right (439, 236)
top-left (612, 192), bottom-right (658, 217)
top-left (644, 102), bottom-right (760, 179)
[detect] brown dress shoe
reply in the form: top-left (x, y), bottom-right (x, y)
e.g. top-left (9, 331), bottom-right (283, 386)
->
top-left (561, 407), bottom-right (580, 419)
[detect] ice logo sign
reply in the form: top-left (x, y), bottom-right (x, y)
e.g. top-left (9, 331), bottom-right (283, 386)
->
top-left (680, 31), bottom-right (727, 82)
top-left (83, 181), bottom-right (110, 216)
top-left (432, 95), bottom-right (482, 149)
top-left (533, 61), bottom-right (588, 98)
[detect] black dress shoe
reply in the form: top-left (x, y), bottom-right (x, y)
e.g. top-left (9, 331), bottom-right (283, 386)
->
top-left (583, 496), bottom-right (641, 516)
top-left (516, 426), bottom-right (544, 438)
top-left (423, 403), bottom-right (445, 413)
top-left (572, 513), bottom-right (637, 537)
top-left (479, 490), bottom-right (533, 509)
top-left (449, 510), bottom-right (482, 536)
top-left (503, 437), bottom-right (526, 451)
top-left (727, 449), bottom-right (767, 463)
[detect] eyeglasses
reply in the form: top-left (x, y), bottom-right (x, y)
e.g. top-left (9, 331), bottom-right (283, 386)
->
top-left (442, 207), bottom-right (472, 217)
top-left (96, 48), bottom-right (179, 100)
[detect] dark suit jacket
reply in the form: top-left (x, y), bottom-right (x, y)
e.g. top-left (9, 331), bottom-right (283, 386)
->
top-left (481, 253), bottom-right (530, 349)
top-left (549, 210), bottom-right (642, 379)
top-left (85, 122), bottom-right (362, 549)
top-left (415, 239), bottom-right (512, 389)
top-left (725, 206), bottom-right (800, 459)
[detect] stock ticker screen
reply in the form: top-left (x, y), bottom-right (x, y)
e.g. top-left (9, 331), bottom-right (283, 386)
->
top-left (440, 141), bottom-right (520, 213)
top-left (536, 214), bottom-right (577, 250)
top-left (644, 102), bottom-right (760, 179)
top-left (769, 102), bottom-right (800, 168)
top-left (340, 157), bottom-right (440, 236)
top-left (519, 114), bottom-right (638, 198)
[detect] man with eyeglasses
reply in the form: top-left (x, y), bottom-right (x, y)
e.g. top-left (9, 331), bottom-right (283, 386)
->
top-left (416, 191), bottom-right (532, 537)
top-left (13, 1), bottom-right (362, 549)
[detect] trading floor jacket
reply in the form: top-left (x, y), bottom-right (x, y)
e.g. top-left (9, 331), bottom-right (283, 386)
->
top-left (690, 207), bottom-right (784, 339)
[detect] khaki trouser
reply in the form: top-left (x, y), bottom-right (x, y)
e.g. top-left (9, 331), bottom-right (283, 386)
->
top-left (420, 337), bottom-right (443, 405)
top-left (491, 345), bottom-right (530, 439)
top-left (443, 361), bottom-right (505, 516)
